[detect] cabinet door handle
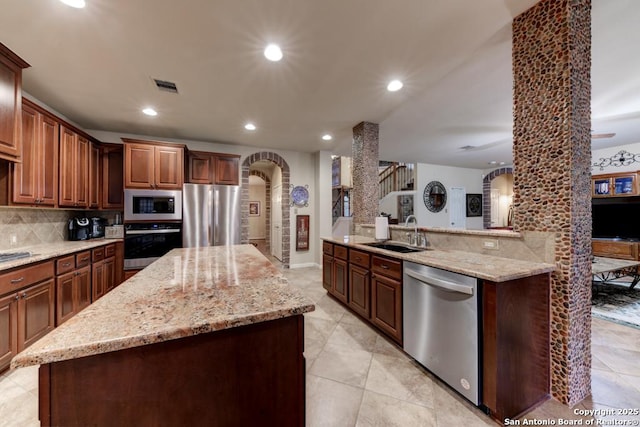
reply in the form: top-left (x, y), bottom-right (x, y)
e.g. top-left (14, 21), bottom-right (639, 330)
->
top-left (80, 257), bottom-right (89, 263)
top-left (21, 292), bottom-right (27, 299)
top-left (62, 262), bottom-right (72, 267)
top-left (380, 264), bottom-right (389, 270)
top-left (14, 294), bottom-right (19, 300)
top-left (355, 257), bottom-right (361, 262)
top-left (10, 277), bottom-right (24, 284)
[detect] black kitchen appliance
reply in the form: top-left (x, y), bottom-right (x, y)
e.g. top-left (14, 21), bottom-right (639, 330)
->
top-left (90, 217), bottom-right (107, 238)
top-left (68, 217), bottom-right (91, 241)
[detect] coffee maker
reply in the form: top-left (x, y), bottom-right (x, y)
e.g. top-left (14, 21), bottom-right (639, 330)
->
top-left (90, 217), bottom-right (107, 238)
top-left (68, 217), bottom-right (91, 241)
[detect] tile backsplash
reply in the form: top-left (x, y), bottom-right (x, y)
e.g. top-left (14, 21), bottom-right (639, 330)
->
top-left (0, 207), bottom-right (121, 250)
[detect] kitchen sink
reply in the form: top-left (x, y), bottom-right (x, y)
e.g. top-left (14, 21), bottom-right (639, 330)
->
top-left (362, 242), bottom-right (426, 253)
top-left (0, 251), bottom-right (32, 263)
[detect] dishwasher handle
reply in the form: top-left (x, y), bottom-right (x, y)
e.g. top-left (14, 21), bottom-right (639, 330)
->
top-left (405, 269), bottom-right (474, 295)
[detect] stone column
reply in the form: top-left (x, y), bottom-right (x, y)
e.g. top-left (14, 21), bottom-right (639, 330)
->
top-left (352, 122), bottom-right (379, 228)
top-left (512, 0), bottom-right (591, 405)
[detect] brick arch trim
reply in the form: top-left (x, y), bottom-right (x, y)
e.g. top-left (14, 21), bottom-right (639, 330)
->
top-left (241, 152), bottom-right (290, 268)
top-left (249, 170), bottom-right (272, 251)
top-left (482, 167), bottom-right (513, 229)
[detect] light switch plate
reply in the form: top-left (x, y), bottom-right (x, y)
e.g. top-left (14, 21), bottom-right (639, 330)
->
top-left (483, 239), bottom-right (499, 250)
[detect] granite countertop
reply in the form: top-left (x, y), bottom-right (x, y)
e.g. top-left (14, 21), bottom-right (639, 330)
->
top-left (0, 239), bottom-right (122, 273)
top-left (11, 244), bottom-right (315, 369)
top-left (323, 235), bottom-right (555, 282)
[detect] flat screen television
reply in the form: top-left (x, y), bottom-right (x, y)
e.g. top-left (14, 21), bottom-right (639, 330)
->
top-left (592, 198), bottom-right (640, 240)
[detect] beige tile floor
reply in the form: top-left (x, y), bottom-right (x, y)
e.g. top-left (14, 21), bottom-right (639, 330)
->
top-left (2, 266), bottom-right (640, 426)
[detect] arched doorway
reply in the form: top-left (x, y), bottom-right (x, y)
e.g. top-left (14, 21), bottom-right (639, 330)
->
top-left (249, 170), bottom-right (271, 251)
top-left (241, 152), bottom-right (290, 268)
top-left (482, 167), bottom-right (513, 229)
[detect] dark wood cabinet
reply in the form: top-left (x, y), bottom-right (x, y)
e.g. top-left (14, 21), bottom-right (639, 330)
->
top-left (0, 260), bottom-right (56, 371)
top-left (370, 254), bottom-right (403, 344)
top-left (215, 154), bottom-right (240, 185)
top-left (92, 244), bottom-right (117, 301)
top-left (123, 139), bottom-right (184, 189)
top-left (59, 126), bottom-right (90, 208)
top-left (0, 43), bottom-right (29, 162)
top-left (101, 143), bottom-right (124, 209)
top-left (592, 171), bottom-right (639, 198)
top-left (0, 292), bottom-right (18, 371)
top-left (114, 242), bottom-right (124, 286)
top-left (349, 264), bottom-right (370, 318)
top-left (186, 150), bottom-right (240, 185)
top-left (11, 100), bottom-right (59, 206)
top-left (321, 242), bottom-right (348, 303)
top-left (55, 252), bottom-right (92, 326)
top-left (482, 274), bottom-right (550, 422)
top-left (592, 239), bottom-right (638, 261)
top-left (348, 248), bottom-right (371, 319)
top-left (18, 279), bottom-right (55, 350)
top-left (88, 142), bottom-right (100, 209)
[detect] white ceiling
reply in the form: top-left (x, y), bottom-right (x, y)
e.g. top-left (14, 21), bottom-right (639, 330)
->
top-left (1, 0), bottom-right (638, 169)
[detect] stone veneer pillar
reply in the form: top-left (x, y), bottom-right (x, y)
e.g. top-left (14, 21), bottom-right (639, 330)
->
top-left (512, 0), bottom-right (591, 405)
top-left (351, 122), bottom-right (379, 228)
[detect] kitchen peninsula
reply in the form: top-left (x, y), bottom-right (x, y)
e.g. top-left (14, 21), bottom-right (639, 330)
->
top-left (322, 234), bottom-right (555, 422)
top-left (11, 244), bottom-right (314, 426)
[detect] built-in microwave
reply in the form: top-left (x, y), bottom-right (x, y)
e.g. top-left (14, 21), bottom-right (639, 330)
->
top-left (124, 189), bottom-right (182, 222)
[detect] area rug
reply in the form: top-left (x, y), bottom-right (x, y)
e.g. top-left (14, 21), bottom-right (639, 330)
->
top-left (592, 282), bottom-right (640, 329)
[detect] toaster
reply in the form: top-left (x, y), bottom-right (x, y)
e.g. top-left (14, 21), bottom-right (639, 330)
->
top-left (68, 217), bottom-right (91, 241)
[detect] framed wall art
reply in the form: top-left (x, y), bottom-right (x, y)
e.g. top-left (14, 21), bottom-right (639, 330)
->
top-left (466, 194), bottom-right (482, 217)
top-left (296, 215), bottom-right (309, 251)
top-left (249, 201), bottom-right (260, 217)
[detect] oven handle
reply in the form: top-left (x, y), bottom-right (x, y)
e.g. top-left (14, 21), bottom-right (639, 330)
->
top-left (125, 229), bottom-right (181, 235)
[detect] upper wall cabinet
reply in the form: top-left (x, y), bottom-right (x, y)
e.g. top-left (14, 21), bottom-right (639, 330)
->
top-left (592, 171), bottom-right (639, 198)
top-left (186, 150), bottom-right (240, 185)
top-left (123, 139), bottom-right (185, 190)
top-left (0, 43), bottom-right (30, 161)
top-left (101, 143), bottom-right (123, 209)
top-left (11, 100), bottom-right (59, 206)
top-left (59, 126), bottom-right (89, 208)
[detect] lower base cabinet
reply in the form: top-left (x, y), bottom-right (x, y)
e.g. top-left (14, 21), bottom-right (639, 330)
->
top-left (371, 274), bottom-right (402, 343)
top-left (0, 261), bottom-right (55, 372)
top-left (55, 266), bottom-right (90, 326)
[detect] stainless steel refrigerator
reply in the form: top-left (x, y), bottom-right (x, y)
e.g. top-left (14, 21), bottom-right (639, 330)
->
top-left (182, 183), bottom-right (241, 247)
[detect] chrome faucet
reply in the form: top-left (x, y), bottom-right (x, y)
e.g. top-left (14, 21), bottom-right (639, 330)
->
top-left (404, 215), bottom-right (420, 246)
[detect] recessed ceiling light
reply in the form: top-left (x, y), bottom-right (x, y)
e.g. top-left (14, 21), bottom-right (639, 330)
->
top-left (59, 0), bottom-right (86, 8)
top-left (264, 44), bottom-right (283, 62)
top-left (142, 107), bottom-right (157, 116)
top-left (244, 123), bottom-right (256, 131)
top-left (322, 134), bottom-right (333, 141)
top-left (387, 80), bottom-right (403, 92)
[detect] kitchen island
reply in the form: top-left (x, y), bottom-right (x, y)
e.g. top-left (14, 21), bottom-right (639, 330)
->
top-left (11, 244), bottom-right (314, 427)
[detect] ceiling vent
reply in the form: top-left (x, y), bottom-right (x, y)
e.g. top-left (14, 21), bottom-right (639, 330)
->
top-left (153, 78), bottom-right (178, 94)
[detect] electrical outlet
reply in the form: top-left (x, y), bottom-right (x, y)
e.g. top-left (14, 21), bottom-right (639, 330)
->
top-left (483, 239), bottom-right (499, 250)
top-left (9, 234), bottom-right (17, 246)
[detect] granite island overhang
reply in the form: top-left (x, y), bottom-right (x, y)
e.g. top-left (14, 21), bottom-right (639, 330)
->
top-left (11, 244), bottom-right (315, 426)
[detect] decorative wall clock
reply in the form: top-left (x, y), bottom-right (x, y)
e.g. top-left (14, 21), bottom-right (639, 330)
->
top-left (423, 181), bottom-right (447, 213)
top-left (290, 185), bottom-right (309, 207)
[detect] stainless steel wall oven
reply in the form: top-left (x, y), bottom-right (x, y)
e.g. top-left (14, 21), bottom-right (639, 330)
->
top-left (124, 223), bottom-right (182, 270)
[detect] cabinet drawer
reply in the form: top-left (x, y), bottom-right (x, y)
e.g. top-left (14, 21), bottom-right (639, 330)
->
top-left (56, 255), bottom-right (75, 275)
top-left (105, 244), bottom-right (116, 258)
top-left (76, 251), bottom-right (91, 267)
top-left (349, 249), bottom-right (370, 268)
top-left (334, 245), bottom-right (348, 261)
top-left (0, 261), bottom-right (54, 296)
top-left (371, 255), bottom-right (402, 280)
top-left (592, 241), bottom-right (638, 260)
top-left (322, 241), bottom-right (334, 255)
top-left (92, 247), bottom-right (105, 263)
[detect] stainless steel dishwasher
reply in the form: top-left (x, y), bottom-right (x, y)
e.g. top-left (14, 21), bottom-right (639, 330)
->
top-left (403, 262), bottom-right (480, 405)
